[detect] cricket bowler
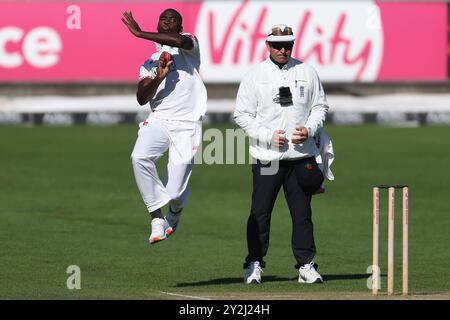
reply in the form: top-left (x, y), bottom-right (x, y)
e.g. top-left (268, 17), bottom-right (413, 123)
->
top-left (122, 9), bottom-right (207, 244)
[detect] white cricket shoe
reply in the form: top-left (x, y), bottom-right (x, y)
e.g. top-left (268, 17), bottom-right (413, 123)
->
top-left (244, 261), bottom-right (263, 284)
top-left (298, 261), bottom-right (323, 284)
top-left (149, 218), bottom-right (170, 244)
top-left (164, 209), bottom-right (183, 236)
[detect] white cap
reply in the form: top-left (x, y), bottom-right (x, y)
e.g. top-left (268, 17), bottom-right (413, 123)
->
top-left (266, 24), bottom-right (295, 42)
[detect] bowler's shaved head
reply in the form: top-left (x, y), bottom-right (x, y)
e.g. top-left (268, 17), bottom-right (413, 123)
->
top-left (158, 8), bottom-right (183, 33)
top-left (162, 8), bottom-right (182, 24)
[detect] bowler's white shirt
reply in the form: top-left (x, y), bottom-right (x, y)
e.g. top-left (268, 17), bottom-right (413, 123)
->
top-left (139, 33), bottom-right (207, 121)
top-left (234, 58), bottom-right (329, 162)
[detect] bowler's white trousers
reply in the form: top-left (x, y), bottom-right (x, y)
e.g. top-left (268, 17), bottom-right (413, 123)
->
top-left (131, 115), bottom-right (202, 213)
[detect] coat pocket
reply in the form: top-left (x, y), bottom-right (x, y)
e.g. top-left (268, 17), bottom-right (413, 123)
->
top-left (293, 157), bottom-right (324, 193)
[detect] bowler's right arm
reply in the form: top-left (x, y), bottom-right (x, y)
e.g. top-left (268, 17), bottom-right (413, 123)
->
top-left (136, 59), bottom-right (172, 106)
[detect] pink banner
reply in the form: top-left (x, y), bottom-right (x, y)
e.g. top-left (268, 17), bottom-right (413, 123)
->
top-left (0, 1), bottom-right (447, 82)
top-left (0, 1), bottom-right (201, 81)
top-left (377, 2), bottom-right (448, 81)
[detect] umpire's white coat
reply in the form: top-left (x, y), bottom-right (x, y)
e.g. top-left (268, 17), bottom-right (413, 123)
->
top-left (234, 58), bottom-right (329, 162)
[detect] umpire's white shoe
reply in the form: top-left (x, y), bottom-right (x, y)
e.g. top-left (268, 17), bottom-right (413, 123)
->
top-left (164, 209), bottom-right (183, 236)
top-left (244, 261), bottom-right (263, 284)
top-left (149, 218), bottom-right (169, 244)
top-left (298, 261), bottom-right (323, 284)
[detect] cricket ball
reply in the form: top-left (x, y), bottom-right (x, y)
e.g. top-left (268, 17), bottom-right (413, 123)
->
top-left (160, 51), bottom-right (172, 67)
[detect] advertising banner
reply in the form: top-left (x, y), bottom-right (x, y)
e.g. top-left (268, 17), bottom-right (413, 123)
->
top-left (0, 0), bottom-right (447, 82)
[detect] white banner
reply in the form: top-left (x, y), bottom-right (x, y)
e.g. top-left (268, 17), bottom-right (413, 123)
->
top-left (195, 0), bottom-right (383, 82)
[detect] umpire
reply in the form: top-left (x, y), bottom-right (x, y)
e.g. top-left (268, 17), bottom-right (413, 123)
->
top-left (234, 24), bottom-right (329, 284)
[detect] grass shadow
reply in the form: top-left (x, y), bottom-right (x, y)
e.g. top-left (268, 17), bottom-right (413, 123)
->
top-left (323, 274), bottom-right (385, 281)
top-left (175, 274), bottom-right (381, 287)
top-left (174, 275), bottom-right (296, 287)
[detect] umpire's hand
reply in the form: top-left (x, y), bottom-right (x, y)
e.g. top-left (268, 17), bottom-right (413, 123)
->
top-left (271, 130), bottom-right (288, 148)
top-left (292, 126), bottom-right (309, 144)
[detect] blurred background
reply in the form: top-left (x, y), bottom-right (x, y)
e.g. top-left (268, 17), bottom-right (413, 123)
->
top-left (0, 0), bottom-right (449, 125)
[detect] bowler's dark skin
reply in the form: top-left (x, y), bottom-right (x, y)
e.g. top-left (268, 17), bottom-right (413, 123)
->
top-left (122, 10), bottom-right (194, 105)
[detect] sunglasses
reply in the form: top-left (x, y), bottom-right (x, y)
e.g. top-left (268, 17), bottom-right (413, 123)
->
top-left (269, 42), bottom-right (294, 51)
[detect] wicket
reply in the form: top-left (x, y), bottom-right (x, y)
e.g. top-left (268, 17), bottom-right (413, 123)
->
top-left (372, 185), bottom-right (409, 296)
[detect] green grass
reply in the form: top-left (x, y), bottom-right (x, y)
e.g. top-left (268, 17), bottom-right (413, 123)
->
top-left (0, 124), bottom-right (449, 299)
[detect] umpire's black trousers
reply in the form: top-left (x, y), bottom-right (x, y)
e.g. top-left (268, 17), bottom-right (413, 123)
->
top-left (244, 157), bottom-right (324, 269)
